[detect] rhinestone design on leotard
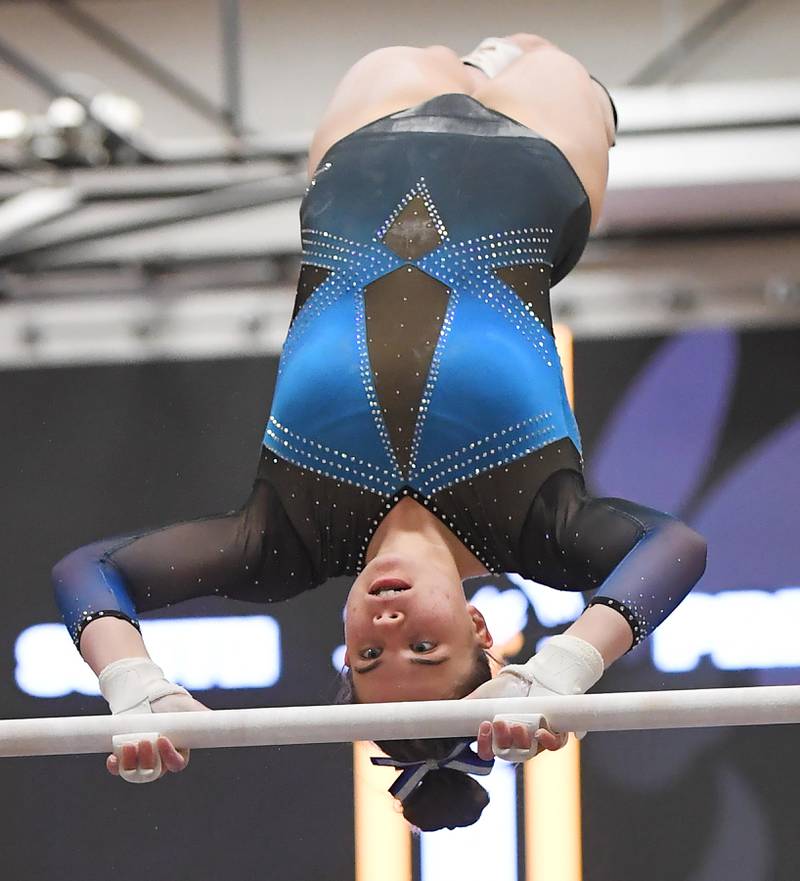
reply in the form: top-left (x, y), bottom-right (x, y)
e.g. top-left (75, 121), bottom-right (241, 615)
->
top-left (264, 173), bottom-right (583, 576)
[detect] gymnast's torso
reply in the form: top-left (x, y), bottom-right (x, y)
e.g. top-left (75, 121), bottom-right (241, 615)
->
top-left (54, 84), bottom-right (704, 655)
top-left (257, 94), bottom-right (591, 584)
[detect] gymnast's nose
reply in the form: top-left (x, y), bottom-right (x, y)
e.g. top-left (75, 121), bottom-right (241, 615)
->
top-left (373, 609), bottom-right (405, 627)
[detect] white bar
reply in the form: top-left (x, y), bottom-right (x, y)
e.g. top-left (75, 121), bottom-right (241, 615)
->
top-left (1, 686), bottom-right (800, 758)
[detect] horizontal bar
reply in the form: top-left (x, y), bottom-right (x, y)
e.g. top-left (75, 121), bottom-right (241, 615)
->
top-left (1, 686), bottom-right (799, 758)
top-left (0, 174), bottom-right (306, 260)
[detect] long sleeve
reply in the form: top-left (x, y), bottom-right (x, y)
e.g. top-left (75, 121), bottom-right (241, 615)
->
top-left (52, 479), bottom-right (316, 651)
top-left (518, 469), bottom-right (707, 647)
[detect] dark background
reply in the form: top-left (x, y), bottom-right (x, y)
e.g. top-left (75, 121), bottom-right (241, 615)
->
top-left (0, 326), bottom-right (798, 881)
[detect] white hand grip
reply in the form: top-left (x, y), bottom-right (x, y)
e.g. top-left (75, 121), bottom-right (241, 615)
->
top-left (112, 732), bottom-right (162, 784)
top-left (490, 713), bottom-right (546, 763)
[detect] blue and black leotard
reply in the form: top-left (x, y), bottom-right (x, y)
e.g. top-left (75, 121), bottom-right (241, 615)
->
top-left (53, 94), bottom-right (706, 653)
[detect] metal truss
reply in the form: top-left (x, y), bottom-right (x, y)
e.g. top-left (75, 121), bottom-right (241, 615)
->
top-left (0, 6), bottom-right (798, 353)
top-left (46, 0), bottom-right (248, 137)
top-left (627, 0), bottom-right (755, 86)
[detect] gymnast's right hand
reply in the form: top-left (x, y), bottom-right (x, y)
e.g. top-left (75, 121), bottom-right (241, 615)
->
top-left (98, 657), bottom-right (210, 783)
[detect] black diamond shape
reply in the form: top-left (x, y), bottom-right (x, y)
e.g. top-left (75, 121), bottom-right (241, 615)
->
top-left (381, 195), bottom-right (443, 260)
top-left (291, 264), bottom-right (332, 323)
top-left (495, 264), bottom-right (553, 332)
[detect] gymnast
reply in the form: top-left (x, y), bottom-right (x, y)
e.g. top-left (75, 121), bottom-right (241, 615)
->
top-left (51, 34), bottom-right (706, 829)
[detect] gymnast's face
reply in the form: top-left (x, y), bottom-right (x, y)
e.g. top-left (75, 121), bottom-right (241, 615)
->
top-left (343, 552), bottom-right (493, 703)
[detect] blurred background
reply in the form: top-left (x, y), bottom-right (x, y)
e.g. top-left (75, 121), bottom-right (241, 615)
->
top-left (0, 1), bottom-right (798, 880)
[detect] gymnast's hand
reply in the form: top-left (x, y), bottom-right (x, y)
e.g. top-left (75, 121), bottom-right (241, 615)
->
top-left (462, 634), bottom-right (605, 762)
top-left (464, 674), bottom-right (568, 762)
top-left (474, 718), bottom-right (567, 762)
top-left (105, 692), bottom-right (210, 780)
top-left (97, 657), bottom-right (210, 783)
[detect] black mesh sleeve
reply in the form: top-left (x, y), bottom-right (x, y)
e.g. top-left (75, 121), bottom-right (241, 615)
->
top-left (518, 469), bottom-right (707, 647)
top-left (52, 480), bottom-right (316, 650)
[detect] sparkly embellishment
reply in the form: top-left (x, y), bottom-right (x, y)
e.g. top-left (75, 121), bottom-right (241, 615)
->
top-left (494, 263), bottom-right (553, 332)
top-left (376, 178), bottom-right (448, 246)
top-left (365, 267), bottom-right (449, 476)
top-left (263, 164), bottom-right (582, 582)
top-left (265, 416), bottom-right (398, 495)
top-left (588, 596), bottom-right (647, 647)
top-left (291, 265), bottom-right (333, 324)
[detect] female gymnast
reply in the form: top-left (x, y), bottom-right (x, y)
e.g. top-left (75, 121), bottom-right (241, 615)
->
top-left (51, 34), bottom-right (707, 829)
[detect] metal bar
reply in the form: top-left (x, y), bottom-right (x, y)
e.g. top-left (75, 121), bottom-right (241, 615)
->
top-left (628, 0), bottom-right (754, 86)
top-left (48, 0), bottom-right (245, 136)
top-left (220, 0), bottom-right (244, 139)
top-left (1, 686), bottom-right (799, 758)
top-left (0, 186), bottom-right (82, 241)
top-left (0, 33), bottom-right (66, 98)
top-left (0, 173), bottom-right (307, 260)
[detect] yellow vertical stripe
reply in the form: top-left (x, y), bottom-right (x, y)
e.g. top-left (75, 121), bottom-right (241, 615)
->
top-left (354, 742), bottom-right (412, 881)
top-left (555, 324), bottom-right (574, 406)
top-left (524, 738), bottom-right (583, 881)
top-left (524, 323), bottom-right (582, 881)
top-left (353, 325), bottom-right (580, 881)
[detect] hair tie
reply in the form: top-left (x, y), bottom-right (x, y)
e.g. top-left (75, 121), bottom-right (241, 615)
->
top-left (370, 740), bottom-right (494, 803)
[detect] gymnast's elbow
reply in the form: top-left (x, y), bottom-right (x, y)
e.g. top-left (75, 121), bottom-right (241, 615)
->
top-left (52, 542), bottom-right (91, 586)
top-left (51, 547), bottom-right (82, 615)
top-left (51, 547), bottom-right (81, 597)
top-left (50, 542), bottom-right (106, 616)
top-left (672, 519), bottom-right (708, 587)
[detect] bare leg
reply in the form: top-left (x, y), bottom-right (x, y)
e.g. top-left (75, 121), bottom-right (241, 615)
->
top-left (473, 34), bottom-right (616, 226)
top-left (308, 45), bottom-right (482, 175)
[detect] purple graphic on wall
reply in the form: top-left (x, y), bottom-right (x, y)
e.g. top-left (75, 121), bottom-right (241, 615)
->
top-left (590, 329), bottom-right (737, 514)
top-left (583, 328), bottom-right (799, 881)
top-left (587, 328), bottom-right (800, 593)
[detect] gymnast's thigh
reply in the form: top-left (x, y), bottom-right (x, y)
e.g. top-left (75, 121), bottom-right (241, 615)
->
top-left (472, 42), bottom-right (614, 226)
top-left (307, 44), bottom-right (474, 175)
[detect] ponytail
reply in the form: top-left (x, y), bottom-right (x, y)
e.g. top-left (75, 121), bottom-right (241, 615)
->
top-left (337, 646), bottom-right (494, 830)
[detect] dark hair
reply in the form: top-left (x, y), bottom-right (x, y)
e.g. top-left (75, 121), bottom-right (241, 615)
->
top-left (336, 647), bottom-right (494, 831)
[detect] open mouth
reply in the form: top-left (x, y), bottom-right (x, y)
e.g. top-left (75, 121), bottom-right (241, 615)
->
top-left (369, 578), bottom-right (412, 596)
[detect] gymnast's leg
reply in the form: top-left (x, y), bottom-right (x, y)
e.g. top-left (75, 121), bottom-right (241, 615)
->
top-left (307, 44), bottom-right (479, 175)
top-left (471, 33), bottom-right (617, 226)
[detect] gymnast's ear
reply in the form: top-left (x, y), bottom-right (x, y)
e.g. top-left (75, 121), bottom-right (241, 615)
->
top-left (343, 650), bottom-right (350, 668)
top-left (467, 605), bottom-right (493, 650)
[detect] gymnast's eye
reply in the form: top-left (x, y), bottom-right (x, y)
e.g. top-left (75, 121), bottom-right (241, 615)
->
top-left (411, 641), bottom-right (435, 653)
top-left (360, 647), bottom-right (382, 660)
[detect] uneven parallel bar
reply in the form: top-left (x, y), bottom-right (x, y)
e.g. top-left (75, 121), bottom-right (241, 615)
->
top-left (1, 686), bottom-right (799, 758)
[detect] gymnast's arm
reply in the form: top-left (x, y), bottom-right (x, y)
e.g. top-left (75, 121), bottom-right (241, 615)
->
top-left (468, 472), bottom-right (707, 747)
top-left (520, 470), bottom-right (707, 658)
top-left (51, 478), bottom-right (314, 671)
top-left (51, 479), bottom-right (313, 779)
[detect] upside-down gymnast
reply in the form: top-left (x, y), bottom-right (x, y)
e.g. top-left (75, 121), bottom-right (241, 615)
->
top-left (52, 34), bottom-right (707, 830)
